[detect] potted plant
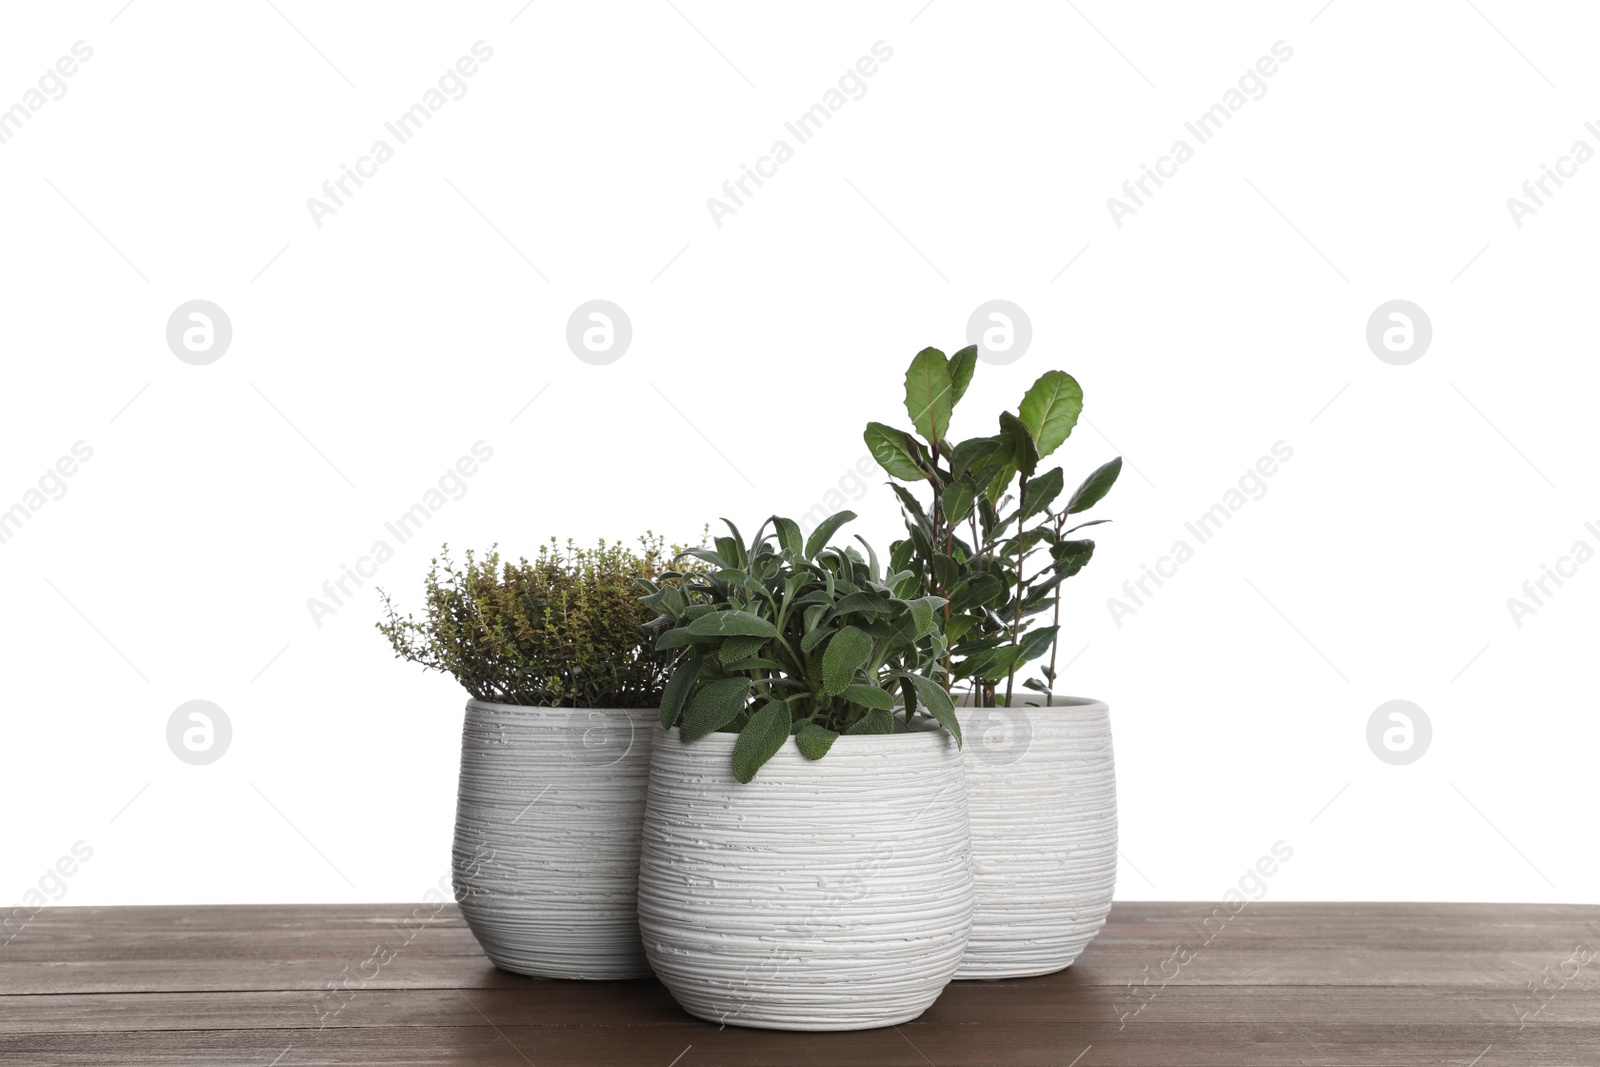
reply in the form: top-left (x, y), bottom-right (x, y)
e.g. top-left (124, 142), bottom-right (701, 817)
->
top-left (865, 346), bottom-right (1122, 979)
top-left (376, 536), bottom-right (683, 979)
top-left (632, 512), bottom-right (975, 1030)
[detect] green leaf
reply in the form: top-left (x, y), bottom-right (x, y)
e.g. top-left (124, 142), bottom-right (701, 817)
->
top-left (678, 547), bottom-right (731, 569)
top-left (732, 700), bottom-right (792, 783)
top-left (1066, 457), bottom-right (1123, 514)
top-left (718, 634), bottom-right (767, 664)
top-left (1053, 538), bottom-right (1095, 577)
top-left (844, 710), bottom-right (895, 734)
top-left (890, 484), bottom-right (932, 533)
top-left (951, 574), bottom-right (1004, 613)
top-left (640, 584), bottom-right (688, 617)
top-left (942, 477), bottom-right (977, 526)
top-left (949, 436), bottom-right (1003, 475)
top-left (947, 345), bottom-right (978, 406)
top-left (904, 347), bottom-right (954, 444)
top-left (794, 723), bottom-right (839, 760)
top-left (1017, 370), bottom-right (1084, 458)
top-left (864, 422), bottom-right (925, 482)
top-left (686, 609), bottom-right (779, 639)
top-left (680, 677), bottom-right (751, 741)
top-left (896, 597), bottom-right (935, 641)
top-left (722, 657), bottom-right (787, 673)
top-left (1016, 624), bottom-right (1058, 666)
top-left (985, 462), bottom-right (1019, 510)
top-left (659, 656), bottom-right (703, 728)
top-left (772, 515), bottom-right (803, 557)
top-left (841, 683), bottom-right (895, 710)
top-left (713, 535), bottom-right (743, 569)
top-left (1020, 466), bottom-right (1065, 522)
top-left (821, 626), bottom-right (873, 696)
top-left (903, 673), bottom-right (961, 745)
top-left (853, 534), bottom-right (881, 582)
top-left (998, 411), bottom-right (1039, 477)
top-left (804, 510), bottom-right (857, 560)
top-left (654, 627), bottom-right (701, 651)
top-left (800, 624), bottom-right (834, 655)
top-left (834, 591), bottom-right (893, 616)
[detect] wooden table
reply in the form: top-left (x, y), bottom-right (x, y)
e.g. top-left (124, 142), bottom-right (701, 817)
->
top-left (3, 903), bottom-right (1595, 1065)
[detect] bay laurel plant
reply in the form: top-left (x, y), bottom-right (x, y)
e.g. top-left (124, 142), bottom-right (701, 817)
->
top-left (639, 512), bottom-right (960, 783)
top-left (864, 346), bottom-right (1122, 708)
top-left (376, 536), bottom-right (688, 708)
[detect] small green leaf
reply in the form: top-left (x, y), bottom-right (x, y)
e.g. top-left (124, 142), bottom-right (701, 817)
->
top-left (659, 656), bottom-right (703, 729)
top-left (804, 510), bottom-right (857, 560)
top-left (904, 346), bottom-right (954, 444)
top-left (903, 674), bottom-right (962, 745)
top-left (1054, 538), bottom-right (1095, 577)
top-left (890, 484), bottom-right (932, 533)
top-left (999, 411), bottom-right (1040, 477)
top-left (1016, 624), bottom-right (1058, 666)
top-left (864, 422), bottom-right (925, 481)
top-left (1017, 370), bottom-right (1084, 459)
top-left (772, 515), bottom-right (803, 557)
top-left (841, 683), bottom-right (895, 710)
top-left (942, 477), bottom-right (977, 526)
top-left (654, 627), bottom-right (700, 651)
top-left (1066, 457), bottom-right (1123, 514)
top-left (985, 462), bottom-right (1019, 511)
top-left (718, 635), bottom-right (767, 664)
top-left (834, 591), bottom-right (893, 616)
top-left (853, 534), bottom-right (881, 582)
top-left (722, 657), bottom-right (787, 673)
top-left (800, 623), bottom-right (834, 655)
top-left (949, 436), bottom-right (1002, 474)
top-left (686, 610), bottom-right (779, 639)
top-left (951, 574), bottom-right (1005, 613)
top-left (947, 345), bottom-right (978, 406)
top-left (680, 678), bottom-right (751, 741)
top-left (897, 597), bottom-right (934, 641)
top-left (844, 710), bottom-right (895, 734)
top-left (640, 585), bottom-right (688, 617)
top-left (821, 626), bottom-right (873, 696)
top-left (732, 700), bottom-right (792, 783)
top-left (1020, 466), bottom-right (1065, 522)
top-left (794, 723), bottom-right (839, 760)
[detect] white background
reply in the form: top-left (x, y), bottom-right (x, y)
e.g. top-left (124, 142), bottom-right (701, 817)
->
top-left (2, 0), bottom-right (1595, 908)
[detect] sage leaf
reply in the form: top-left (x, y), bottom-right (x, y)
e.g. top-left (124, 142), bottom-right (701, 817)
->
top-left (681, 677), bottom-right (751, 741)
top-left (732, 700), bottom-right (792, 783)
top-left (794, 723), bottom-right (839, 760)
top-left (821, 626), bottom-right (873, 696)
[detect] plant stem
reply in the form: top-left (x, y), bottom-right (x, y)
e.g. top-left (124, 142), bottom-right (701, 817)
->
top-left (1003, 472), bottom-right (1028, 708)
top-left (1044, 512), bottom-right (1065, 706)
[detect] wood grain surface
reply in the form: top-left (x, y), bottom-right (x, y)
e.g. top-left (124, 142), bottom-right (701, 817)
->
top-left (2, 902), bottom-right (1596, 1065)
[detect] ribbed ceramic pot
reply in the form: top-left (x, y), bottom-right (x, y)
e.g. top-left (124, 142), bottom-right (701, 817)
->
top-left (452, 699), bottom-right (656, 979)
top-left (956, 695), bottom-right (1116, 979)
top-left (637, 723), bottom-right (974, 1031)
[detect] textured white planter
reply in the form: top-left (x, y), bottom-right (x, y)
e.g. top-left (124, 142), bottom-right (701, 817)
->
top-left (452, 699), bottom-right (656, 979)
top-left (637, 723), bottom-right (973, 1030)
top-left (956, 695), bottom-right (1116, 979)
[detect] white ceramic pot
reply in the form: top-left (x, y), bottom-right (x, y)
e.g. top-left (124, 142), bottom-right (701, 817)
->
top-left (452, 699), bottom-right (656, 979)
top-left (637, 723), bottom-right (973, 1030)
top-left (956, 695), bottom-right (1117, 979)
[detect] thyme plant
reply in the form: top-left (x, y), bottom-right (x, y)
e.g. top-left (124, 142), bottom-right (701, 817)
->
top-left (376, 536), bottom-right (683, 708)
